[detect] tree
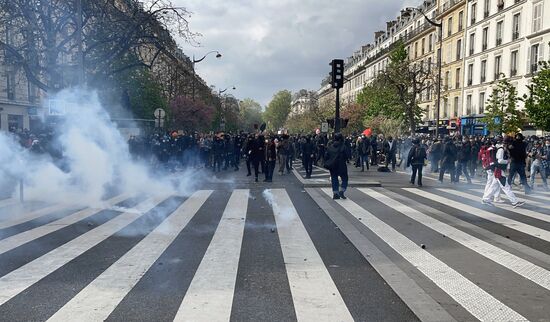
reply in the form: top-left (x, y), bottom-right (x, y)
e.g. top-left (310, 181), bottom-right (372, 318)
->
top-left (341, 102), bottom-right (367, 134)
top-left (482, 77), bottom-right (524, 135)
top-left (285, 113), bottom-right (319, 134)
top-left (239, 98), bottom-right (263, 131)
top-left (264, 90), bottom-right (291, 130)
top-left (357, 77), bottom-right (401, 122)
top-left (0, 0), bottom-right (197, 92)
top-left (170, 96), bottom-right (215, 132)
top-left (523, 60), bottom-right (550, 132)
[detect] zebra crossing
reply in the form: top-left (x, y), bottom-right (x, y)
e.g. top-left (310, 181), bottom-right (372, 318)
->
top-left (0, 185), bottom-right (549, 321)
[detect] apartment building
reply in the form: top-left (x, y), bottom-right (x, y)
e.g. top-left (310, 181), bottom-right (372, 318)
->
top-left (462, 0), bottom-right (550, 135)
top-left (0, 23), bottom-right (43, 132)
top-left (290, 90), bottom-right (318, 116)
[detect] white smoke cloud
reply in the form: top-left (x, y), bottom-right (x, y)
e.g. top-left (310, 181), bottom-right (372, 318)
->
top-left (0, 88), bottom-right (198, 210)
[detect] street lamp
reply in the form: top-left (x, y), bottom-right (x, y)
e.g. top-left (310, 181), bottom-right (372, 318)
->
top-left (407, 7), bottom-right (443, 137)
top-left (218, 86), bottom-right (236, 131)
top-left (191, 51), bottom-right (222, 101)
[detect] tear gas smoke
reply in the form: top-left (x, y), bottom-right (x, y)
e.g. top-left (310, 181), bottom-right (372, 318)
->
top-left (262, 189), bottom-right (293, 227)
top-left (0, 88), bottom-right (200, 211)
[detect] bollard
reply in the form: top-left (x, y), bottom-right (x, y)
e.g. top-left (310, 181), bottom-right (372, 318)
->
top-left (19, 178), bottom-right (24, 203)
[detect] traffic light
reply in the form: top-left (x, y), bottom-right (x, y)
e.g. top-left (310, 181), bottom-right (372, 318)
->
top-left (326, 118), bottom-right (335, 129)
top-left (342, 118), bottom-right (349, 128)
top-left (330, 59), bottom-right (344, 89)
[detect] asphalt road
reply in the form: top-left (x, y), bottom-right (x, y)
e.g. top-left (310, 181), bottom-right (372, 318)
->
top-left (0, 161), bottom-right (549, 321)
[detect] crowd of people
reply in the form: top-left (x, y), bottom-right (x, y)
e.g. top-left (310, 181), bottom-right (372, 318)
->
top-left (9, 125), bottom-right (549, 205)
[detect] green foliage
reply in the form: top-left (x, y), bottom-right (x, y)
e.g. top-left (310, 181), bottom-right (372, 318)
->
top-left (285, 113), bottom-right (319, 134)
top-left (239, 98), bottom-right (263, 131)
top-left (364, 116), bottom-right (404, 138)
top-left (264, 90), bottom-right (292, 130)
top-left (482, 77), bottom-right (524, 135)
top-left (523, 61), bottom-right (550, 131)
top-left (357, 79), bottom-right (402, 122)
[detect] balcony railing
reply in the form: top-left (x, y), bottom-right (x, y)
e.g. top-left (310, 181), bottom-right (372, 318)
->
top-left (484, 11), bottom-right (489, 18)
top-left (481, 75), bottom-right (486, 82)
top-left (496, 38), bottom-right (502, 46)
top-left (531, 64), bottom-right (538, 74)
top-left (482, 43), bottom-right (488, 50)
top-left (467, 79), bottom-right (473, 86)
top-left (469, 48), bottom-right (474, 55)
top-left (512, 32), bottom-right (519, 40)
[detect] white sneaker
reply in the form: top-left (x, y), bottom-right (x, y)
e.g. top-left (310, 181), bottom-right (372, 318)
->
top-left (493, 198), bottom-right (504, 203)
top-left (481, 200), bottom-right (494, 206)
top-left (512, 201), bottom-right (525, 208)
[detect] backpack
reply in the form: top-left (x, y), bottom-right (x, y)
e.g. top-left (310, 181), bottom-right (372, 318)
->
top-left (481, 147), bottom-right (495, 170)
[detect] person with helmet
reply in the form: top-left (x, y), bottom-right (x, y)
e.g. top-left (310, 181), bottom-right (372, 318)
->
top-left (324, 133), bottom-right (350, 200)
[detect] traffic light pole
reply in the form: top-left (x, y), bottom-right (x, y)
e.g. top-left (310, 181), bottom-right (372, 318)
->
top-left (334, 88), bottom-right (341, 133)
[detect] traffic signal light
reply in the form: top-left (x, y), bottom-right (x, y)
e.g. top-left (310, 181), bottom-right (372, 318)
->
top-left (326, 118), bottom-right (335, 129)
top-left (330, 59), bottom-right (344, 89)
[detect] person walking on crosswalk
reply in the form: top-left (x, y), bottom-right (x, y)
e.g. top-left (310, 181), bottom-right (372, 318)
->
top-left (407, 138), bottom-right (427, 187)
top-left (324, 133), bottom-right (350, 200)
top-left (481, 138), bottom-right (524, 208)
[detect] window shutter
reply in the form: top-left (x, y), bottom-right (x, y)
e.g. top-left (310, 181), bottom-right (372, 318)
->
top-left (526, 46), bottom-right (531, 74)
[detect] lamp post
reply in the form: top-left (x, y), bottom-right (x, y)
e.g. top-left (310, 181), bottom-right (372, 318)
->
top-left (191, 51), bottom-right (222, 101)
top-left (407, 7), bottom-right (443, 137)
top-left (218, 86), bottom-right (236, 131)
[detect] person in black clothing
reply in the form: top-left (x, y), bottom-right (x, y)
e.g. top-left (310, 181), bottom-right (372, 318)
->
top-left (264, 135), bottom-right (277, 182)
top-left (507, 133), bottom-right (532, 193)
top-left (325, 133), bottom-right (350, 200)
top-left (370, 135), bottom-right (378, 165)
top-left (407, 138), bottom-right (427, 186)
top-left (301, 135), bottom-right (315, 178)
top-left (358, 135), bottom-right (371, 171)
top-left (243, 135), bottom-right (254, 176)
top-left (456, 136), bottom-right (472, 184)
top-left (469, 136), bottom-right (480, 177)
top-left (439, 136), bottom-right (458, 183)
top-left (249, 134), bottom-right (265, 182)
top-left (429, 138), bottom-right (442, 172)
top-left (383, 136), bottom-right (398, 171)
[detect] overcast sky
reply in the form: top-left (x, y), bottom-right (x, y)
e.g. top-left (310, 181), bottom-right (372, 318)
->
top-left (175, 0), bottom-right (415, 107)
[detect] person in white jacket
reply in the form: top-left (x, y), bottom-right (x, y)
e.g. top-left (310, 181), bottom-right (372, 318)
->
top-left (482, 137), bottom-right (525, 208)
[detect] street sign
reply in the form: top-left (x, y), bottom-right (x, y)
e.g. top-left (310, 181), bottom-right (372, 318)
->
top-left (321, 122), bottom-right (329, 133)
top-left (153, 108), bottom-right (166, 119)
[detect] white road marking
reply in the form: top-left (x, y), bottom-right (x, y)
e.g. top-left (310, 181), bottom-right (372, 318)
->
top-left (360, 188), bottom-right (550, 291)
top-left (0, 196), bottom-right (168, 306)
top-left (0, 194), bottom-right (130, 255)
top-left (404, 188), bottom-right (550, 243)
top-left (322, 188), bottom-right (527, 322)
top-left (469, 188), bottom-right (550, 208)
top-left (0, 203), bottom-right (74, 230)
top-left (174, 190), bottom-right (249, 322)
top-left (271, 189), bottom-right (354, 322)
top-left (47, 191), bottom-right (211, 322)
top-left (438, 189), bottom-right (550, 221)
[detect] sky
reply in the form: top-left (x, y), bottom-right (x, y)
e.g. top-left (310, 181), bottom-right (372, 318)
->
top-left (175, 0), bottom-right (416, 107)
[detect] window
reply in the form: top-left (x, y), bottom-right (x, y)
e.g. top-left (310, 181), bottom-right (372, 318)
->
top-left (421, 38), bottom-right (425, 55)
top-left (495, 55), bottom-right (502, 78)
top-left (529, 43), bottom-right (541, 73)
top-left (458, 11), bottom-right (464, 31)
top-left (512, 13), bottom-right (520, 40)
top-left (447, 43), bottom-right (452, 63)
top-left (427, 82), bottom-right (432, 99)
top-left (443, 98), bottom-right (449, 118)
top-left (481, 59), bottom-right (487, 82)
top-left (471, 3), bottom-right (477, 24)
top-left (468, 63), bottom-right (474, 85)
top-left (429, 34), bottom-right (433, 52)
top-left (6, 70), bottom-right (15, 100)
top-left (448, 17), bottom-right (453, 37)
top-left (496, 21), bottom-right (503, 46)
top-left (479, 92), bottom-right (486, 113)
top-left (466, 95), bottom-right (472, 115)
top-left (456, 39), bottom-right (462, 60)
top-left (428, 57), bottom-right (432, 74)
top-left (484, 0), bottom-right (490, 18)
top-left (469, 33), bottom-right (475, 55)
top-left (454, 97), bottom-right (459, 117)
top-left (510, 50), bottom-right (518, 76)
top-left (533, 3), bottom-right (543, 33)
top-left (445, 71), bottom-right (450, 90)
top-left (497, 0), bottom-right (504, 11)
top-left (455, 68), bottom-right (461, 89)
top-left (415, 42), bottom-right (418, 58)
top-left (482, 27), bottom-right (488, 50)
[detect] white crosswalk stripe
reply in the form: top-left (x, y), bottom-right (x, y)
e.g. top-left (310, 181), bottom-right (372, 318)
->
top-left (271, 189), bottom-right (354, 322)
top-left (174, 190), bottom-right (248, 322)
top-left (48, 191), bottom-right (211, 322)
top-left (405, 188), bottom-right (550, 243)
top-left (359, 188), bottom-right (550, 291)
top-left (0, 194), bottom-right (129, 255)
top-left (0, 198), bottom-right (18, 209)
top-left (0, 196), bottom-right (167, 306)
top-left (323, 188), bottom-right (527, 322)
top-left (0, 203), bottom-right (75, 230)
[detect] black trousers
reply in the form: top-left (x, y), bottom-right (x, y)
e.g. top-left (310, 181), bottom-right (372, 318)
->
top-left (411, 164), bottom-right (423, 185)
top-left (439, 162), bottom-right (456, 182)
top-left (252, 160), bottom-right (262, 179)
top-left (303, 155), bottom-right (313, 177)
